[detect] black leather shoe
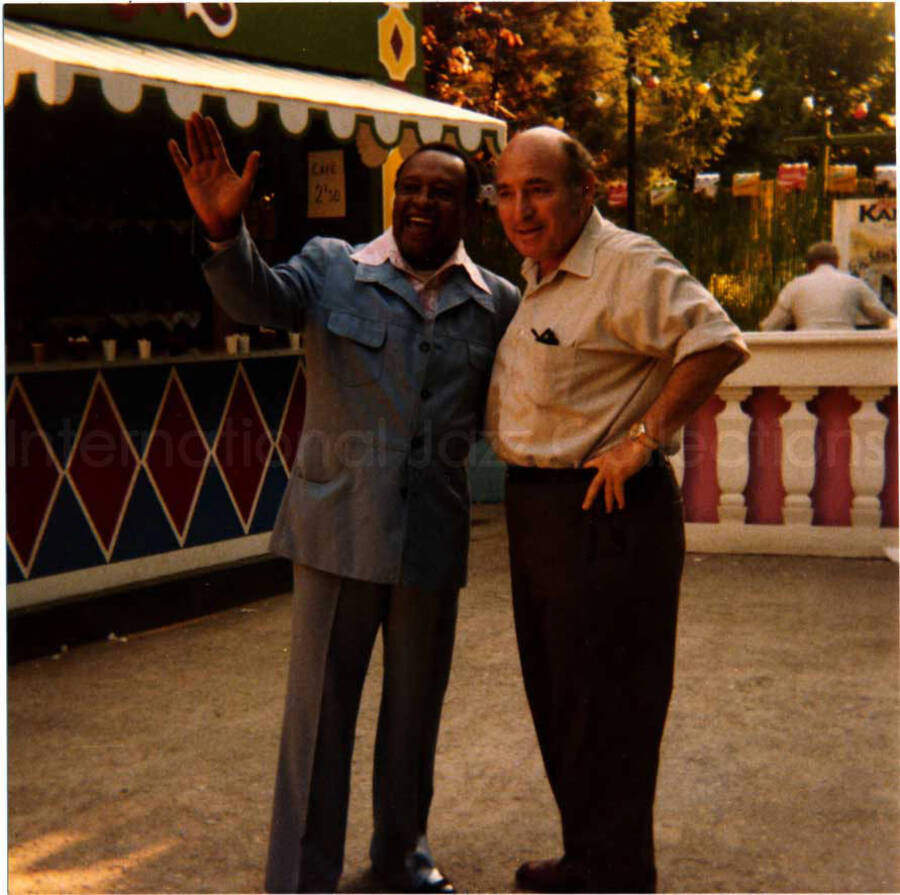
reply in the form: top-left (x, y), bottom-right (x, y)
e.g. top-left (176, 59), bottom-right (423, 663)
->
top-left (375, 864), bottom-right (456, 893)
top-left (515, 857), bottom-right (585, 893)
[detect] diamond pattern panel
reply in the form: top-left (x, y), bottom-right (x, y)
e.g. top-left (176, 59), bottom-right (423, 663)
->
top-left (215, 368), bottom-right (273, 528)
top-left (277, 367), bottom-right (307, 473)
top-left (8, 357), bottom-right (302, 584)
top-left (145, 373), bottom-right (210, 541)
top-left (6, 380), bottom-right (62, 574)
top-left (67, 376), bottom-right (140, 555)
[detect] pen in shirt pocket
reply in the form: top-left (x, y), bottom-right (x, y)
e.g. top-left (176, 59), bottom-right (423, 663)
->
top-left (531, 327), bottom-right (560, 345)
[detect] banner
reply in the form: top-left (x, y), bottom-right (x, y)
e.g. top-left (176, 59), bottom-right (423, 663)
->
top-left (832, 198), bottom-right (897, 311)
top-left (776, 162), bottom-right (808, 192)
top-left (607, 181), bottom-right (628, 208)
top-left (650, 178), bottom-right (677, 206)
top-left (875, 165), bottom-right (896, 191)
top-left (732, 172), bottom-right (761, 197)
top-left (827, 164), bottom-right (858, 193)
top-left (693, 173), bottom-right (720, 199)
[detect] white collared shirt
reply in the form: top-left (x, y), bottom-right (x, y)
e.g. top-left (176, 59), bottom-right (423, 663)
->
top-left (350, 229), bottom-right (489, 317)
top-left (485, 209), bottom-right (749, 467)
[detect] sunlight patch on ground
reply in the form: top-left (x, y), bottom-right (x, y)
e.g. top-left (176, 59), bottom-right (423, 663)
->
top-left (9, 830), bottom-right (176, 894)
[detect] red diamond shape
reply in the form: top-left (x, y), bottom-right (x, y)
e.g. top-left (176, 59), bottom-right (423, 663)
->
top-left (277, 365), bottom-right (307, 473)
top-left (145, 374), bottom-right (209, 540)
top-left (68, 376), bottom-right (139, 555)
top-left (390, 23), bottom-right (404, 62)
top-left (6, 380), bottom-right (62, 575)
top-left (215, 367), bottom-right (273, 528)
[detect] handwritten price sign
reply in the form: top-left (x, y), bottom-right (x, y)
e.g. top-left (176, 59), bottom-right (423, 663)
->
top-left (308, 150), bottom-right (346, 218)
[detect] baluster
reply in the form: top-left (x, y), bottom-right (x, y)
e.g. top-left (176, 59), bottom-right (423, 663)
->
top-left (849, 387), bottom-right (890, 528)
top-left (779, 387), bottom-right (818, 525)
top-left (716, 387), bottom-right (751, 523)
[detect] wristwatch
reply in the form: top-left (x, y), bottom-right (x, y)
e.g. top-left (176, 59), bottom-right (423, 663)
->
top-left (628, 420), bottom-right (659, 450)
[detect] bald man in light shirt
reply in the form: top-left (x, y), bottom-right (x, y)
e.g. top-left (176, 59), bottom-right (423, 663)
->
top-left (761, 241), bottom-right (895, 331)
top-left (486, 127), bottom-right (749, 894)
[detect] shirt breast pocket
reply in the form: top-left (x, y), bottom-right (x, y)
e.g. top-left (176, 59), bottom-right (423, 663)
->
top-left (325, 310), bottom-right (387, 387)
top-left (518, 338), bottom-right (577, 408)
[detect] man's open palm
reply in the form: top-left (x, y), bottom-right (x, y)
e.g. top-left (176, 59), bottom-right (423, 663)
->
top-left (168, 112), bottom-right (260, 241)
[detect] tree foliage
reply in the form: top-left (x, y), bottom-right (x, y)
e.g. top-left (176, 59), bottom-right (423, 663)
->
top-left (423, 2), bottom-right (896, 183)
top-left (423, 1), bottom-right (624, 168)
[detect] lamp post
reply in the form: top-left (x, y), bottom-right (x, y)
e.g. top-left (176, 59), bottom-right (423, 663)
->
top-left (626, 46), bottom-right (637, 231)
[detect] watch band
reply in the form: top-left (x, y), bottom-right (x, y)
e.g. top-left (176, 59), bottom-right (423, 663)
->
top-left (628, 421), bottom-right (660, 450)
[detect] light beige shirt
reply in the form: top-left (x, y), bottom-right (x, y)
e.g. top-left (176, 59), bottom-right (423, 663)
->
top-left (485, 209), bottom-right (749, 467)
top-left (760, 263), bottom-right (895, 331)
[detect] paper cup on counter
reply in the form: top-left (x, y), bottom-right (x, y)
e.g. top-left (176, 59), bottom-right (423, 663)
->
top-left (238, 333), bottom-right (251, 354)
top-left (137, 339), bottom-right (152, 360)
top-left (288, 331), bottom-right (301, 350)
top-left (102, 339), bottom-right (117, 362)
top-left (225, 334), bottom-right (238, 355)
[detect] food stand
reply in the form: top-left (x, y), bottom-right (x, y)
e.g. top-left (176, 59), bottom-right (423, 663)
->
top-left (5, 3), bottom-right (506, 610)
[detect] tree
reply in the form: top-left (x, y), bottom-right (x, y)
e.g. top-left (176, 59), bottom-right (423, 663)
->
top-left (610, 2), bottom-right (758, 181)
top-left (423, 2), bottom-right (624, 159)
top-left (424, 2), bottom-right (760, 182)
top-left (674, 3), bottom-right (896, 176)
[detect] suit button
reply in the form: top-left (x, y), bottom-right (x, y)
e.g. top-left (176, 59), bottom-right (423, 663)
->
top-left (419, 341), bottom-right (431, 353)
top-left (421, 389), bottom-right (431, 400)
top-left (411, 435), bottom-right (424, 449)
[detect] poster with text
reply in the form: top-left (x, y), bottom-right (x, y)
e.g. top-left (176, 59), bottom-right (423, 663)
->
top-left (832, 197), bottom-right (897, 312)
top-left (308, 150), bottom-right (346, 219)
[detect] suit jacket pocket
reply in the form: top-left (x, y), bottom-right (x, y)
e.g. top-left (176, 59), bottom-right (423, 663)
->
top-left (325, 310), bottom-right (387, 386)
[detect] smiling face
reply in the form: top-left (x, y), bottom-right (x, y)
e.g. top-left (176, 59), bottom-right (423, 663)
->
top-left (496, 130), bottom-right (595, 278)
top-left (392, 149), bottom-right (470, 269)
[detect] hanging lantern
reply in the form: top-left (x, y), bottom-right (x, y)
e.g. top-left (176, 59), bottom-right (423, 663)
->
top-left (852, 101), bottom-right (869, 120)
top-left (695, 81), bottom-right (711, 96)
top-left (879, 113), bottom-right (896, 129)
top-left (750, 88), bottom-right (764, 101)
top-left (644, 75), bottom-right (660, 89)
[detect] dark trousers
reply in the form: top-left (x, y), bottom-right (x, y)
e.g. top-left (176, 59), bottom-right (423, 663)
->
top-left (506, 458), bottom-right (685, 893)
top-left (265, 566), bottom-right (458, 893)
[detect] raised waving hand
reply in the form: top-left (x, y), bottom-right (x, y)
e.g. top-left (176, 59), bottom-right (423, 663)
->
top-left (168, 112), bottom-right (260, 241)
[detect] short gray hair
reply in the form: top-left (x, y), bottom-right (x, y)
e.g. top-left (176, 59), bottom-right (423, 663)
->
top-left (806, 241), bottom-right (839, 266)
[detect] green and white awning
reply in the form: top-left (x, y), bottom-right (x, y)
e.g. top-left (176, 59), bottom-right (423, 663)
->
top-left (4, 20), bottom-right (506, 152)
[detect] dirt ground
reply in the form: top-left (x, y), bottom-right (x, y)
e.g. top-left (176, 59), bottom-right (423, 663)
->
top-left (7, 505), bottom-right (900, 893)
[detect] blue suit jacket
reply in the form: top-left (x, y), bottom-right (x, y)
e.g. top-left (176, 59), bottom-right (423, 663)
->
top-left (203, 228), bottom-right (519, 590)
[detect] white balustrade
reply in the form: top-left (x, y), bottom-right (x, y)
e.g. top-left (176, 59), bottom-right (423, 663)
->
top-left (716, 387), bottom-right (752, 523)
top-left (778, 387), bottom-right (818, 526)
top-left (685, 330), bottom-right (897, 557)
top-left (849, 387), bottom-right (891, 528)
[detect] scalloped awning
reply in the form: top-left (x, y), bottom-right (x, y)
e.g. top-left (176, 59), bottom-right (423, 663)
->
top-left (4, 20), bottom-right (506, 152)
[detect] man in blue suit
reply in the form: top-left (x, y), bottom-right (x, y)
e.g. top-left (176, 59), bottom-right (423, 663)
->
top-left (169, 113), bottom-right (519, 894)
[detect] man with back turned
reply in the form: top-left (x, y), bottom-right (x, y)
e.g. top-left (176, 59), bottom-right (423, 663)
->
top-left (169, 112), bottom-right (518, 894)
top-left (486, 126), bottom-right (749, 893)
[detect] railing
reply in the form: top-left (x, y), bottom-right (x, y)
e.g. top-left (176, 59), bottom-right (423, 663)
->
top-left (674, 330), bottom-right (897, 556)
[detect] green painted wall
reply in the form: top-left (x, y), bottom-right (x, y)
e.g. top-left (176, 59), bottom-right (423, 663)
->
top-left (5, 3), bottom-right (424, 91)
